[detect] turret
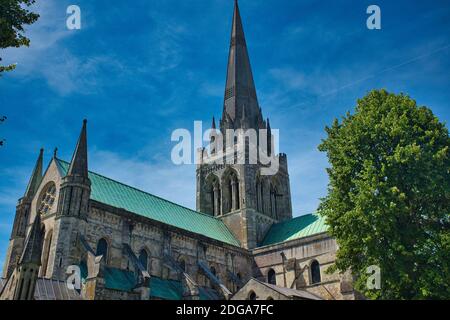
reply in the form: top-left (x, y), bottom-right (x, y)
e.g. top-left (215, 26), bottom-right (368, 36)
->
top-left (2, 149), bottom-right (43, 278)
top-left (0, 214), bottom-right (44, 300)
top-left (50, 120), bottom-right (91, 280)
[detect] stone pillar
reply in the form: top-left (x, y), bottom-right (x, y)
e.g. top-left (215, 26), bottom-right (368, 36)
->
top-left (256, 182), bottom-right (261, 212)
top-left (213, 185), bottom-right (220, 216)
top-left (231, 180), bottom-right (237, 211)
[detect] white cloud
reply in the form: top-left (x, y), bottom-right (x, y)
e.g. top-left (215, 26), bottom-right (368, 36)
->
top-left (269, 67), bottom-right (306, 90)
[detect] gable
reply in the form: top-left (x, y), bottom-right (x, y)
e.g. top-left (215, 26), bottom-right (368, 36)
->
top-left (55, 159), bottom-right (240, 247)
top-left (231, 278), bottom-right (321, 300)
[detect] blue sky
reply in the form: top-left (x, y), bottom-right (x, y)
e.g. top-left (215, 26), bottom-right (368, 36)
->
top-left (0, 0), bottom-right (449, 268)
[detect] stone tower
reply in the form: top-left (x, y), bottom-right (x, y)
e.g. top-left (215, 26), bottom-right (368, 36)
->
top-left (2, 149), bottom-right (43, 279)
top-left (0, 213), bottom-right (44, 300)
top-left (49, 120), bottom-right (91, 280)
top-left (196, 0), bottom-right (292, 249)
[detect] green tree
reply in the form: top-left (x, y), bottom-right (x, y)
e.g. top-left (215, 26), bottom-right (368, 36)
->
top-left (0, 0), bottom-right (39, 74)
top-left (318, 89), bottom-right (450, 299)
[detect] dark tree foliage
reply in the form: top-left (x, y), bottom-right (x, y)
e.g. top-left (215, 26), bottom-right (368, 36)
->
top-left (319, 89), bottom-right (450, 299)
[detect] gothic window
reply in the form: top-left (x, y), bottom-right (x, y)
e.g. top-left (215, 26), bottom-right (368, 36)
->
top-left (256, 177), bottom-right (265, 213)
top-left (269, 183), bottom-right (278, 219)
top-left (179, 258), bottom-right (186, 273)
top-left (248, 291), bottom-right (257, 300)
top-left (138, 249), bottom-right (148, 271)
top-left (226, 253), bottom-right (233, 271)
top-left (210, 266), bottom-right (217, 277)
top-left (37, 182), bottom-right (57, 215)
top-left (197, 272), bottom-right (206, 287)
top-left (206, 175), bottom-right (221, 216)
top-left (198, 245), bottom-right (207, 261)
top-left (40, 230), bottom-right (53, 278)
top-left (267, 269), bottom-right (276, 285)
top-left (310, 260), bottom-right (321, 284)
top-left (236, 272), bottom-right (242, 290)
top-left (222, 170), bottom-right (240, 214)
top-left (96, 238), bottom-right (108, 264)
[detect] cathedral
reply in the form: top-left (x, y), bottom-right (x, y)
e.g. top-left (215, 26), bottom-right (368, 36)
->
top-left (0, 1), bottom-right (357, 300)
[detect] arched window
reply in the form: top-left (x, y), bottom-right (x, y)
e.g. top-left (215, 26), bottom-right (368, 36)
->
top-left (37, 182), bottom-right (57, 215)
top-left (267, 296), bottom-right (274, 300)
top-left (226, 253), bottom-right (233, 271)
top-left (267, 269), bottom-right (276, 285)
top-left (222, 170), bottom-right (240, 214)
top-left (269, 184), bottom-right (278, 219)
top-left (210, 266), bottom-right (216, 277)
top-left (248, 291), bottom-right (257, 300)
top-left (206, 175), bottom-right (221, 216)
top-left (310, 260), bottom-right (321, 284)
top-left (40, 230), bottom-right (53, 278)
top-left (138, 249), bottom-right (148, 271)
top-left (96, 238), bottom-right (108, 263)
top-left (179, 259), bottom-right (186, 273)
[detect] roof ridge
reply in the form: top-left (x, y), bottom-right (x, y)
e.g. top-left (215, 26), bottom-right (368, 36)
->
top-left (55, 158), bottom-right (226, 222)
top-left (273, 213), bottom-right (318, 225)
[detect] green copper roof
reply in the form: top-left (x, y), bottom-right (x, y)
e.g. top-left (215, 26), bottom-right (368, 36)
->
top-left (104, 267), bottom-right (137, 291)
top-left (56, 159), bottom-right (240, 246)
top-left (150, 277), bottom-right (216, 300)
top-left (261, 213), bottom-right (328, 246)
top-left (81, 265), bottom-right (216, 300)
top-left (150, 277), bottom-right (183, 300)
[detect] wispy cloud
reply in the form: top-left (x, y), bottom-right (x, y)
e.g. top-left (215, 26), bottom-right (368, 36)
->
top-left (90, 149), bottom-right (197, 210)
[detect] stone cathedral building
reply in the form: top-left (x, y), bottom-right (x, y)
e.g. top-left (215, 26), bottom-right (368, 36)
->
top-left (0, 1), bottom-right (357, 300)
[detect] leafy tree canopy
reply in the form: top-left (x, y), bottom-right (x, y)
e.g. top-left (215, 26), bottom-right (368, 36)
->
top-left (319, 89), bottom-right (450, 299)
top-left (0, 0), bottom-right (39, 74)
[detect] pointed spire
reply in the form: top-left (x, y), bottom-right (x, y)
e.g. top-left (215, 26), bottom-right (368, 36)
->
top-left (211, 116), bottom-right (216, 129)
top-left (223, 0), bottom-right (261, 127)
top-left (267, 118), bottom-right (272, 156)
top-left (68, 119), bottom-right (88, 177)
top-left (19, 213), bottom-right (43, 265)
top-left (24, 149), bottom-right (44, 198)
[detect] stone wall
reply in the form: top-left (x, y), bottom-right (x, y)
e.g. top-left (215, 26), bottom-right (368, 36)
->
top-left (252, 233), bottom-right (356, 300)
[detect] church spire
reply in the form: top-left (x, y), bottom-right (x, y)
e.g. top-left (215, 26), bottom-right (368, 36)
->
top-left (19, 213), bottom-right (43, 265)
top-left (24, 148), bottom-right (44, 199)
top-left (223, 0), bottom-right (261, 128)
top-left (68, 119), bottom-right (88, 177)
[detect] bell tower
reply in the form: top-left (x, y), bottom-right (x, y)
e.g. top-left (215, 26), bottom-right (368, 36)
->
top-left (49, 120), bottom-right (91, 280)
top-left (196, 0), bottom-right (292, 249)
